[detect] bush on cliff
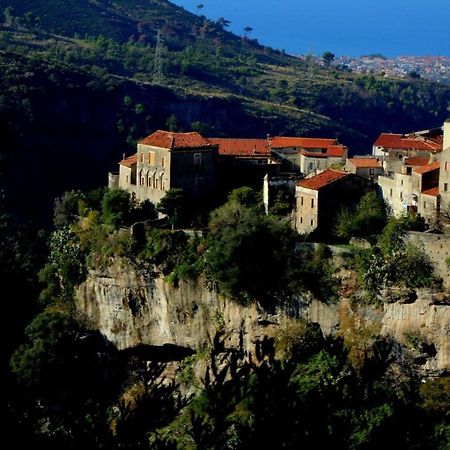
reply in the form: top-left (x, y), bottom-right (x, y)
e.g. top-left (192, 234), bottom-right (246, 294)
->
top-left (205, 198), bottom-right (300, 305)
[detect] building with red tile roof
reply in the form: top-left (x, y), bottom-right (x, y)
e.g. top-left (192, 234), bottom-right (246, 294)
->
top-left (414, 160), bottom-right (440, 175)
top-left (421, 187), bottom-right (439, 197)
top-left (373, 133), bottom-right (442, 153)
top-left (140, 130), bottom-right (214, 149)
top-left (112, 130), bottom-right (217, 205)
top-left (372, 126), bottom-right (443, 178)
top-left (297, 169), bottom-right (349, 190)
top-left (207, 138), bottom-right (270, 157)
top-left (119, 154), bottom-right (137, 168)
top-left (295, 170), bottom-right (372, 236)
top-left (404, 156), bottom-right (431, 167)
top-left (378, 158), bottom-right (440, 225)
top-left (345, 157), bottom-right (384, 180)
top-left (271, 136), bottom-right (347, 175)
top-left (271, 137), bottom-right (337, 149)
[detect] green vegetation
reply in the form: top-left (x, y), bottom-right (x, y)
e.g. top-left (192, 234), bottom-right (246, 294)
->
top-left (152, 338), bottom-right (450, 450)
top-left (349, 215), bottom-right (440, 305)
top-left (1, 2), bottom-right (450, 447)
top-left (335, 191), bottom-right (387, 243)
top-left (205, 191), bottom-right (300, 305)
top-left (3, 182), bottom-right (449, 449)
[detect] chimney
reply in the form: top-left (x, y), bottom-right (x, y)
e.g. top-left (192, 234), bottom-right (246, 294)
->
top-left (122, 153), bottom-right (126, 160)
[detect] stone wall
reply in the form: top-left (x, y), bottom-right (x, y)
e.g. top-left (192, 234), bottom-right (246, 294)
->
top-left (406, 231), bottom-right (450, 288)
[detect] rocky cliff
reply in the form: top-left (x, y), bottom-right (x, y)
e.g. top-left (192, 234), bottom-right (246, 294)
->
top-left (76, 260), bottom-right (450, 375)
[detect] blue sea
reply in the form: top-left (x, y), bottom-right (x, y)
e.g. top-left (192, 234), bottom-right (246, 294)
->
top-left (171, 0), bottom-right (450, 57)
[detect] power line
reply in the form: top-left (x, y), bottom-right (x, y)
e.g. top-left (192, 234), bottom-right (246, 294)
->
top-left (152, 29), bottom-right (165, 86)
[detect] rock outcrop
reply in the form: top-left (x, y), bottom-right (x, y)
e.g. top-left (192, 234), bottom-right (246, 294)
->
top-left (76, 260), bottom-right (450, 375)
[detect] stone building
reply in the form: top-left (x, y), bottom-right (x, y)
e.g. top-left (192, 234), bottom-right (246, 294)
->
top-left (345, 157), bottom-right (384, 180)
top-left (111, 130), bottom-right (217, 204)
top-left (439, 120), bottom-right (450, 211)
top-left (372, 127), bottom-right (443, 174)
top-left (294, 169), bottom-right (371, 236)
top-left (378, 158), bottom-right (440, 224)
top-left (270, 137), bottom-right (347, 176)
top-left (207, 137), bottom-right (280, 192)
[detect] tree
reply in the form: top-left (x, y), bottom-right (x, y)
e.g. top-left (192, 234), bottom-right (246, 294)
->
top-left (335, 191), bottom-right (387, 242)
top-left (101, 188), bottom-right (131, 229)
top-left (156, 188), bottom-right (186, 228)
top-left (216, 17), bottom-right (231, 29)
top-left (243, 26), bottom-right (253, 38)
top-left (206, 202), bottom-right (299, 304)
top-left (408, 70), bottom-right (421, 79)
top-left (322, 51), bottom-right (335, 65)
top-left (165, 114), bottom-right (178, 132)
top-left (53, 190), bottom-right (87, 228)
top-left (227, 186), bottom-right (261, 209)
top-left (10, 310), bottom-right (121, 445)
top-left (196, 3), bottom-right (204, 14)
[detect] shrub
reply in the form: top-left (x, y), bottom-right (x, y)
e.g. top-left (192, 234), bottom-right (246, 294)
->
top-left (205, 202), bottom-right (299, 305)
top-left (102, 188), bottom-right (131, 229)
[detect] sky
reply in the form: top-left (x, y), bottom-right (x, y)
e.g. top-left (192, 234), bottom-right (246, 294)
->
top-left (170, 0), bottom-right (450, 57)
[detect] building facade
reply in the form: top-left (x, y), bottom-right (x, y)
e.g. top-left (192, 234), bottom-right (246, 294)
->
top-left (113, 130), bottom-right (217, 204)
top-left (345, 157), bottom-right (384, 180)
top-left (270, 137), bottom-right (347, 176)
top-left (295, 169), bottom-right (371, 236)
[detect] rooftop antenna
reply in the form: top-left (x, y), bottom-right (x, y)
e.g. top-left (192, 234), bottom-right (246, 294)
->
top-left (152, 29), bottom-right (165, 86)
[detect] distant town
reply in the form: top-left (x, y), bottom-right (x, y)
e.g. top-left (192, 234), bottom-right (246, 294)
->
top-left (300, 54), bottom-right (450, 84)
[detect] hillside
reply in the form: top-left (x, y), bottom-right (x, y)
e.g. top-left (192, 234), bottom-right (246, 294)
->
top-left (0, 0), bottom-right (450, 222)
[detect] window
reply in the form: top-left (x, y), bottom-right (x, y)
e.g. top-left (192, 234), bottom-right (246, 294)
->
top-left (445, 183), bottom-right (448, 192)
top-left (406, 167), bottom-right (412, 175)
top-left (389, 188), bottom-right (393, 197)
top-left (369, 168), bottom-right (374, 175)
top-left (300, 217), bottom-right (303, 224)
top-left (311, 198), bottom-right (314, 208)
top-left (161, 156), bottom-right (165, 167)
top-left (401, 179), bottom-right (404, 186)
top-left (194, 153), bottom-right (202, 168)
top-left (156, 179), bottom-right (159, 189)
top-left (423, 202), bottom-right (427, 209)
top-left (445, 162), bottom-right (448, 171)
top-left (148, 151), bottom-right (155, 165)
top-left (400, 192), bottom-right (403, 200)
top-left (162, 181), bottom-right (166, 190)
top-left (195, 177), bottom-right (203, 190)
top-left (310, 219), bottom-right (314, 227)
top-left (140, 152), bottom-right (144, 163)
top-left (126, 175), bottom-right (129, 184)
top-left (141, 177), bottom-right (145, 186)
top-left (300, 196), bottom-right (304, 206)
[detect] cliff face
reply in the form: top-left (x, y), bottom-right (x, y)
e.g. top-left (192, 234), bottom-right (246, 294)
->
top-left (76, 260), bottom-right (450, 375)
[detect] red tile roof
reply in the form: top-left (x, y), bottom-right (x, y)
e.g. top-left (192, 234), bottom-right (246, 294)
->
top-left (297, 169), bottom-right (350, 190)
top-left (404, 156), bottom-right (430, 166)
top-left (413, 161), bottom-right (440, 174)
top-left (207, 138), bottom-right (270, 157)
top-left (271, 136), bottom-right (337, 149)
top-left (139, 130), bottom-right (215, 149)
top-left (348, 157), bottom-right (382, 168)
top-left (374, 133), bottom-right (442, 153)
top-left (421, 187), bottom-right (439, 196)
top-left (327, 145), bottom-right (347, 157)
top-left (120, 154), bottom-right (137, 167)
